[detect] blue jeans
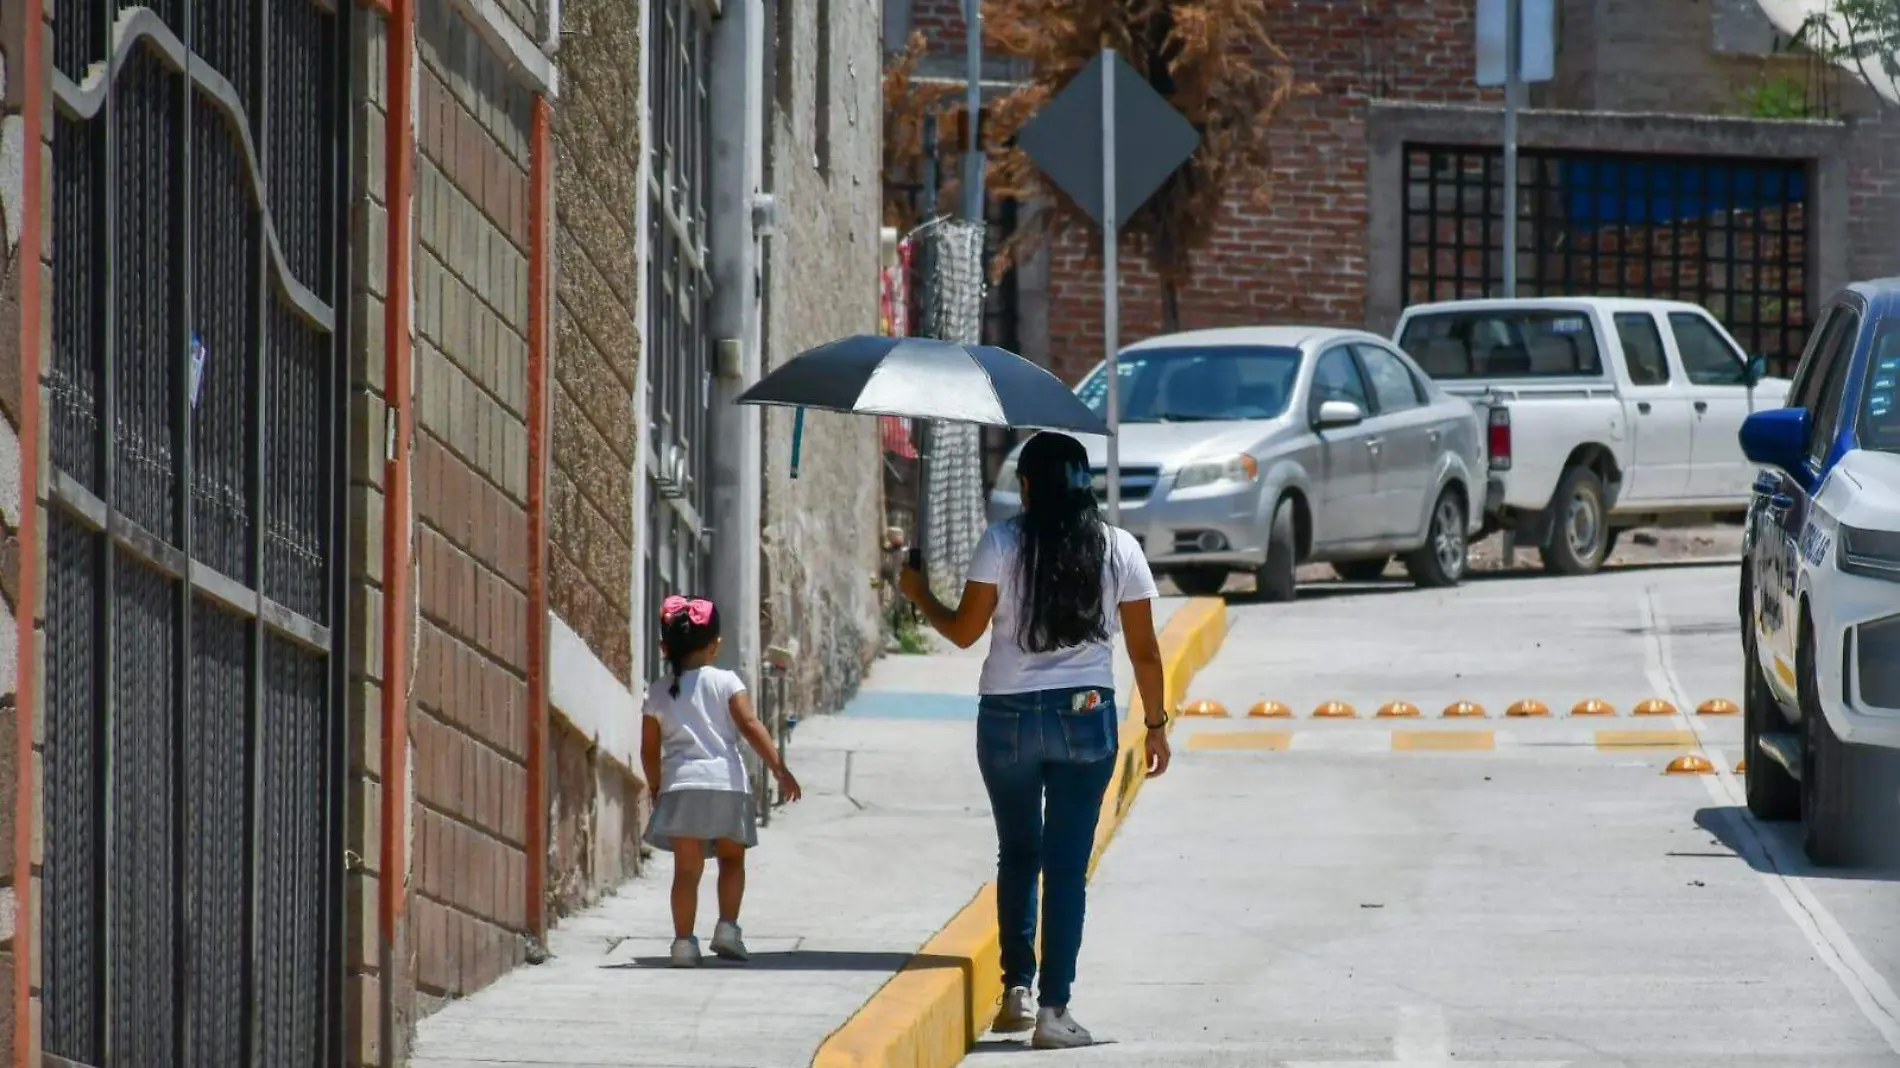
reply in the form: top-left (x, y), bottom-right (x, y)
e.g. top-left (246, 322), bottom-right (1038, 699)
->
top-left (976, 686), bottom-right (1118, 1009)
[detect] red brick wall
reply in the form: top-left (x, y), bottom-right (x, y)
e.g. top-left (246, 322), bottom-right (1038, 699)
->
top-left (1028, 1), bottom-right (1502, 381)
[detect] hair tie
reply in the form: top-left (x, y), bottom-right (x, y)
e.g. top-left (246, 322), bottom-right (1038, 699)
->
top-left (662, 595), bottom-right (715, 626)
top-left (1067, 464), bottom-right (1093, 492)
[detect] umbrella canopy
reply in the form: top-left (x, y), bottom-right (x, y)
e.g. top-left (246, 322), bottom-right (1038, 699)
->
top-left (736, 335), bottom-right (1111, 436)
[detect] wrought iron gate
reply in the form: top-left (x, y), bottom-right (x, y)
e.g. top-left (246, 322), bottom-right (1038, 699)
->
top-left (1402, 145), bottom-right (1810, 373)
top-left (42, 2), bottom-right (350, 1066)
top-left (644, 0), bottom-right (714, 673)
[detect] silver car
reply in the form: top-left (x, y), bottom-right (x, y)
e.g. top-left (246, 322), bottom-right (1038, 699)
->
top-left (988, 327), bottom-right (1485, 598)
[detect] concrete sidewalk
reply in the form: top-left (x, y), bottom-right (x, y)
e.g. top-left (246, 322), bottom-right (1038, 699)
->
top-left (410, 602), bottom-right (1180, 1068)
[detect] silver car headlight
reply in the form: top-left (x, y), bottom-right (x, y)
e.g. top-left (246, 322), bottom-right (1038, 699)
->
top-left (1173, 454), bottom-right (1260, 492)
top-left (1840, 525), bottom-right (1900, 582)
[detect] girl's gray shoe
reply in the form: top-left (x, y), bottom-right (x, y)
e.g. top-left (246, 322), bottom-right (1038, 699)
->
top-left (1031, 1007), bottom-right (1094, 1049)
top-left (993, 986), bottom-right (1035, 1034)
top-left (669, 936), bottom-right (702, 968)
top-left (710, 920), bottom-right (750, 962)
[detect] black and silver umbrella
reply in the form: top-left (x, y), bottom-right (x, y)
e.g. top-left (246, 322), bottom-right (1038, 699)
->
top-left (737, 335), bottom-right (1109, 475)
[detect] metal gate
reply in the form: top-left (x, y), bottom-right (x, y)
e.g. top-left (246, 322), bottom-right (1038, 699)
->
top-left (1402, 145), bottom-right (1810, 373)
top-left (644, 0), bottom-right (715, 672)
top-left (41, 1), bottom-right (350, 1066)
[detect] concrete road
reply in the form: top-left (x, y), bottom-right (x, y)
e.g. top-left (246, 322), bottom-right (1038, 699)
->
top-left (968, 564), bottom-right (1900, 1066)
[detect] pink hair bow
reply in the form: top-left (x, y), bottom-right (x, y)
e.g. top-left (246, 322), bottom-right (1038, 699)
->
top-left (661, 595), bottom-right (714, 626)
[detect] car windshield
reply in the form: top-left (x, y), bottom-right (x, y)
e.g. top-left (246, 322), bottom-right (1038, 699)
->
top-left (1398, 309), bottom-right (1604, 379)
top-left (1862, 321), bottom-right (1900, 453)
top-left (1075, 345), bottom-right (1303, 424)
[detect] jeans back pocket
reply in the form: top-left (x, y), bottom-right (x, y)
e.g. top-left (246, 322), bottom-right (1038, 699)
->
top-left (1055, 689), bottom-right (1118, 764)
top-left (976, 698), bottom-right (1026, 768)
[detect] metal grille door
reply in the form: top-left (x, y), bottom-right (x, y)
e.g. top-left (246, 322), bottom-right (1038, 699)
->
top-left (41, 2), bottom-right (349, 1066)
top-left (1402, 145), bottom-right (1810, 373)
top-left (644, 0), bottom-right (715, 673)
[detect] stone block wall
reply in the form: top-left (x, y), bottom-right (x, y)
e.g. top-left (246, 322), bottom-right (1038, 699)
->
top-left (764, 0), bottom-right (887, 717)
top-left (546, 0), bottom-right (644, 918)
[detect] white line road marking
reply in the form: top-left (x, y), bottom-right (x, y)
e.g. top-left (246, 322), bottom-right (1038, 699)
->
top-left (1392, 1005), bottom-right (1449, 1063)
top-left (1645, 585), bottom-right (1900, 1056)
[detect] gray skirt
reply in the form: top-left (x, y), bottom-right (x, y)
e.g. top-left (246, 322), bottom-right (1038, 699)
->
top-left (645, 788), bottom-right (759, 851)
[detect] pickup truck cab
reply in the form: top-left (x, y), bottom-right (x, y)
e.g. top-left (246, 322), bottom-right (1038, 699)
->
top-left (1738, 280), bottom-right (1900, 868)
top-left (1394, 297), bottom-right (1791, 574)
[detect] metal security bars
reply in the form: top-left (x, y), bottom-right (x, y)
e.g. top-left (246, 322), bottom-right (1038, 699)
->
top-left (644, 0), bottom-right (715, 675)
top-left (1402, 145), bottom-right (1810, 373)
top-left (42, 2), bottom-right (350, 1066)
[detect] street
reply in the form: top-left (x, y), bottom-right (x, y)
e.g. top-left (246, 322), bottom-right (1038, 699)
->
top-left (969, 563), bottom-right (1900, 1066)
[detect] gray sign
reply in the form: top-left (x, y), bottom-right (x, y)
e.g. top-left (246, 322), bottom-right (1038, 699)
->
top-left (1017, 50), bottom-right (1200, 230)
top-left (1476, 0), bottom-right (1555, 85)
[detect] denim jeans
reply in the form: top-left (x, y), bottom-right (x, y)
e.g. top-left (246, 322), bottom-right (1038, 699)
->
top-left (976, 686), bottom-right (1118, 1009)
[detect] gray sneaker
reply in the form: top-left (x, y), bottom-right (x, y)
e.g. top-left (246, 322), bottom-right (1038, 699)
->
top-left (993, 986), bottom-right (1035, 1034)
top-left (669, 936), bottom-right (702, 968)
top-left (710, 920), bottom-right (750, 962)
top-left (1031, 1007), bottom-right (1094, 1049)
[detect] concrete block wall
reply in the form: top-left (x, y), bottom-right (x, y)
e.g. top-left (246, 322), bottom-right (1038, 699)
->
top-left (409, 0), bottom-right (537, 1014)
top-left (764, 0), bottom-right (887, 718)
top-left (0, 0), bottom-right (41, 1058)
top-left (546, 0), bottom-right (645, 918)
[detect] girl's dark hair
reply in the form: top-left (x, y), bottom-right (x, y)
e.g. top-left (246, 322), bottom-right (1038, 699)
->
top-left (1011, 432), bottom-right (1112, 653)
top-left (660, 599), bottom-right (722, 698)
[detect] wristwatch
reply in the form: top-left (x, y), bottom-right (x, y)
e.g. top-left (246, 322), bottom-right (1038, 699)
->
top-left (1143, 710), bottom-right (1169, 730)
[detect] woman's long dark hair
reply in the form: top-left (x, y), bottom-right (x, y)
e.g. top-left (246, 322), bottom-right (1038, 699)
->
top-left (1012, 432), bottom-right (1112, 653)
top-left (661, 599), bottom-right (722, 697)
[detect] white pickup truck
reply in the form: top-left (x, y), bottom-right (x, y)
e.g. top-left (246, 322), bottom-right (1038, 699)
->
top-left (1393, 297), bottom-right (1793, 574)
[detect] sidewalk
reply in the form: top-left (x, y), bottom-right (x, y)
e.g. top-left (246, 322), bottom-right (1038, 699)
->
top-left (410, 602), bottom-right (1181, 1068)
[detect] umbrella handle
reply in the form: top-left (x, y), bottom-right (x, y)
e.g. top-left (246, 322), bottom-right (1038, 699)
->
top-left (790, 407), bottom-right (805, 480)
top-left (906, 547), bottom-right (923, 572)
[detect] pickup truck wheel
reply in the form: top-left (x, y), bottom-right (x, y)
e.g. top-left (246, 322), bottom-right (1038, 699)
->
top-left (1171, 566), bottom-right (1229, 598)
top-left (1403, 489), bottom-right (1468, 589)
top-left (1255, 497), bottom-right (1298, 603)
top-left (1332, 557), bottom-right (1390, 582)
top-left (1744, 610), bottom-right (1799, 821)
top-left (1538, 467), bottom-right (1608, 576)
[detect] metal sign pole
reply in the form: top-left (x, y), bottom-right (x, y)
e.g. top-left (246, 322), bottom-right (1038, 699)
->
top-left (1102, 48), bottom-right (1122, 527)
top-left (962, 0), bottom-right (985, 220)
top-left (1502, 0), bottom-right (1520, 299)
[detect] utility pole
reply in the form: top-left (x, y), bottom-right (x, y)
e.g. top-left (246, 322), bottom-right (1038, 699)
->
top-left (1502, 0), bottom-right (1520, 298)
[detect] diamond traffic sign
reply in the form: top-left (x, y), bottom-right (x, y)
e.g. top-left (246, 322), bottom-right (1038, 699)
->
top-left (1016, 50), bottom-right (1200, 230)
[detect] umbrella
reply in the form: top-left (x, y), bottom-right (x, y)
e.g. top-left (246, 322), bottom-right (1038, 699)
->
top-left (736, 336), bottom-right (1110, 476)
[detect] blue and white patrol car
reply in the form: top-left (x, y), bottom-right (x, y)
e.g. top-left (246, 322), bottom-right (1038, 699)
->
top-left (1741, 280), bottom-right (1900, 867)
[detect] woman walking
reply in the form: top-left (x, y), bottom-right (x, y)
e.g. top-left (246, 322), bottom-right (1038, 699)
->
top-left (899, 431), bottom-right (1170, 1050)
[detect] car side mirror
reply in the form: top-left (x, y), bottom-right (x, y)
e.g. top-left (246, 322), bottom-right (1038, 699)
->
top-left (1745, 354), bottom-right (1768, 387)
top-left (1739, 407), bottom-right (1810, 472)
top-left (1314, 400), bottom-right (1366, 429)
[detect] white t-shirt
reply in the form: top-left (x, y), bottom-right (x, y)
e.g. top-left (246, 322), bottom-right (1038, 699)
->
top-left (642, 667), bottom-right (750, 794)
top-left (966, 520), bottom-right (1159, 696)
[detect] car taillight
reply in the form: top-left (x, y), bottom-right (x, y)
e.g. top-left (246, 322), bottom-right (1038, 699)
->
top-left (1487, 408), bottom-right (1512, 471)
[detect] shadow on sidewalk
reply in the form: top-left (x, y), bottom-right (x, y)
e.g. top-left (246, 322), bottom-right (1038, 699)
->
top-left (604, 950), bottom-right (972, 972)
top-left (1695, 806), bottom-right (1900, 883)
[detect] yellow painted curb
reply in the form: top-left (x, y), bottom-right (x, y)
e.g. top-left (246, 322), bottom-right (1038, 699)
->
top-left (1188, 730), bottom-right (1293, 751)
top-left (811, 598), bottom-right (1229, 1068)
top-left (1392, 731), bottom-right (1495, 752)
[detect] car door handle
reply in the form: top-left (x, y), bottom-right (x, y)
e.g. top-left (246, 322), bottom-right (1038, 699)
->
top-left (1637, 401), bottom-right (1652, 415)
top-left (1694, 400), bottom-right (1709, 414)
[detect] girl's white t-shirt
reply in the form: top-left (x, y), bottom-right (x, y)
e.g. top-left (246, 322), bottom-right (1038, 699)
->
top-left (643, 667), bottom-right (749, 794)
top-left (966, 520), bottom-right (1159, 696)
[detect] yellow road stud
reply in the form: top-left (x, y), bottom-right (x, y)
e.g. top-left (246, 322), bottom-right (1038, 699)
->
top-left (1442, 701), bottom-right (1487, 719)
top-left (1312, 701), bottom-right (1357, 719)
top-left (1376, 701), bottom-right (1422, 719)
top-left (1248, 700), bottom-right (1293, 719)
top-left (1697, 698), bottom-right (1739, 716)
top-left (1665, 754), bottom-right (1715, 775)
top-left (1570, 699), bottom-right (1616, 717)
top-left (1735, 758), bottom-right (1748, 774)
top-left (1182, 699), bottom-right (1229, 718)
top-left (1633, 698), bottom-right (1678, 717)
top-left (1506, 699), bottom-right (1550, 718)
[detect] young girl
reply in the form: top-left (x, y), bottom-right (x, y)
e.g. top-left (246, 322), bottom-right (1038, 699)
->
top-left (641, 595), bottom-right (801, 968)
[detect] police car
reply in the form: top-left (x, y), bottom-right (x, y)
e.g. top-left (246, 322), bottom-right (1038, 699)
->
top-left (1740, 280), bottom-right (1900, 867)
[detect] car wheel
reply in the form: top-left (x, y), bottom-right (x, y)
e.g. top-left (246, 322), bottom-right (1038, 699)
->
top-left (1171, 566), bottom-right (1229, 598)
top-left (1255, 497), bottom-right (1298, 603)
top-left (1538, 466), bottom-right (1608, 576)
top-left (1743, 587), bottom-right (1800, 821)
top-left (1404, 488), bottom-right (1468, 589)
top-left (1331, 557), bottom-right (1390, 583)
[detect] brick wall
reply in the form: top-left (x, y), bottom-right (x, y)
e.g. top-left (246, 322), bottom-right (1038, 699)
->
top-left (408, 0), bottom-right (537, 1016)
top-left (0, 0), bottom-right (41, 1057)
top-left (546, 0), bottom-right (644, 918)
top-left (764, 0), bottom-right (887, 716)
